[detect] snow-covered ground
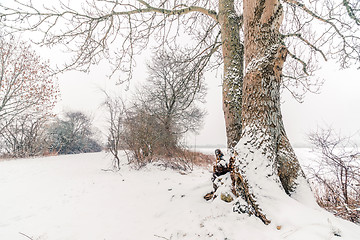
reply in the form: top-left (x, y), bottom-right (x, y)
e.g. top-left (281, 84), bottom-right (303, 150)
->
top-left (0, 150), bottom-right (359, 240)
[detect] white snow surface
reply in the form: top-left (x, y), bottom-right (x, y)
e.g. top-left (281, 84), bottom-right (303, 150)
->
top-left (0, 150), bottom-right (359, 240)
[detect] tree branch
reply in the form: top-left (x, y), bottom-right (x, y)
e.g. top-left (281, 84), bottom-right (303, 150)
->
top-left (282, 33), bottom-right (327, 61)
top-left (19, 232), bottom-right (34, 240)
top-left (343, 0), bottom-right (360, 26)
top-left (283, 0), bottom-right (360, 67)
top-left (286, 49), bottom-right (310, 76)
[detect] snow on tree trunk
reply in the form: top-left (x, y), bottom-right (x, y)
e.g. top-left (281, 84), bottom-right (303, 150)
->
top-left (219, 0), bottom-right (244, 149)
top-left (208, 0), bottom-right (316, 225)
top-left (241, 0), bottom-right (312, 197)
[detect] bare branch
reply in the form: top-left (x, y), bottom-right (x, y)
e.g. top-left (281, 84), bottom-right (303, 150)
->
top-left (19, 232), bottom-right (34, 240)
top-left (286, 49), bottom-right (310, 76)
top-left (343, 0), bottom-right (360, 26)
top-left (283, 0), bottom-right (360, 67)
top-left (0, 1), bottom-right (219, 83)
top-left (283, 33), bottom-right (327, 61)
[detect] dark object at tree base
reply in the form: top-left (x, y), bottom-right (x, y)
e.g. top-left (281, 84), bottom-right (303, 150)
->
top-left (204, 149), bottom-right (271, 225)
top-left (204, 149), bottom-right (234, 200)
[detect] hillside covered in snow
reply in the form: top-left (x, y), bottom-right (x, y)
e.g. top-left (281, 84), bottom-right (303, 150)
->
top-left (0, 151), bottom-right (359, 240)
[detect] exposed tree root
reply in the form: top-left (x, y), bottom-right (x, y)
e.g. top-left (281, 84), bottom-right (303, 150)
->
top-left (231, 170), bottom-right (271, 225)
top-left (204, 149), bottom-right (271, 225)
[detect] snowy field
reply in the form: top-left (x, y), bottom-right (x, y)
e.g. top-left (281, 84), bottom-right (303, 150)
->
top-left (0, 150), bottom-right (359, 240)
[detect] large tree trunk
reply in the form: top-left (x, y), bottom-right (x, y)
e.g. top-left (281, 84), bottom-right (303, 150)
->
top-left (209, 0), bottom-right (315, 224)
top-left (240, 0), bottom-right (309, 197)
top-left (219, 0), bottom-right (244, 149)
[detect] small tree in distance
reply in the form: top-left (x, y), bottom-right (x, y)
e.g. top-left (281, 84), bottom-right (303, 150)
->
top-left (103, 93), bottom-right (127, 170)
top-left (139, 49), bottom-right (206, 150)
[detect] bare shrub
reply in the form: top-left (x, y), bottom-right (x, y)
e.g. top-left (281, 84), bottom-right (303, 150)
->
top-left (308, 128), bottom-right (360, 223)
top-left (0, 112), bottom-right (51, 158)
top-left (122, 108), bottom-right (164, 167)
top-left (148, 146), bottom-right (215, 171)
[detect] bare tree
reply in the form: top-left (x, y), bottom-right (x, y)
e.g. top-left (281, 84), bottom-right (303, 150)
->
top-left (1, 0), bottom-right (359, 224)
top-left (308, 128), bottom-right (360, 223)
top-left (103, 92), bottom-right (127, 170)
top-left (0, 33), bottom-right (58, 132)
top-left (112, 49), bottom-right (207, 168)
top-left (222, 0), bottom-right (359, 224)
top-left (140, 49), bottom-right (206, 147)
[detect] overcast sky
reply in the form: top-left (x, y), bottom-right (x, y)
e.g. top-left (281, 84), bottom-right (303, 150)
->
top-left (282, 64), bottom-right (360, 147)
top-left (53, 56), bottom-right (360, 148)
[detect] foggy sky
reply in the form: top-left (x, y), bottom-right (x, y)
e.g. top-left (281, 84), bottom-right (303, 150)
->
top-left (55, 59), bottom-right (360, 148)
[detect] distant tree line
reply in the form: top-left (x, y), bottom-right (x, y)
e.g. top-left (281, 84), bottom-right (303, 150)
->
top-left (0, 110), bottom-right (102, 158)
top-left (0, 34), bottom-right (206, 162)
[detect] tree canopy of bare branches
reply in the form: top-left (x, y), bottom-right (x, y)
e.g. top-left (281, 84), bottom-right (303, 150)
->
top-left (0, 0), bottom-right (358, 94)
top-left (140, 49), bottom-right (206, 136)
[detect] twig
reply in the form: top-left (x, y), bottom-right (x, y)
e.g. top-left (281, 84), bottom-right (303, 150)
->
top-left (154, 234), bottom-right (171, 240)
top-left (19, 232), bottom-right (35, 240)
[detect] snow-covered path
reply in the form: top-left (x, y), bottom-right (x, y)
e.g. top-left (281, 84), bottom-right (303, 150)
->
top-left (0, 152), bottom-right (359, 240)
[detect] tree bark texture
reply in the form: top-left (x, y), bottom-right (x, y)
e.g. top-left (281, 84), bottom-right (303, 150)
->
top-left (214, 0), bottom-right (314, 224)
top-left (241, 0), bottom-right (307, 196)
top-left (219, 0), bottom-right (244, 149)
